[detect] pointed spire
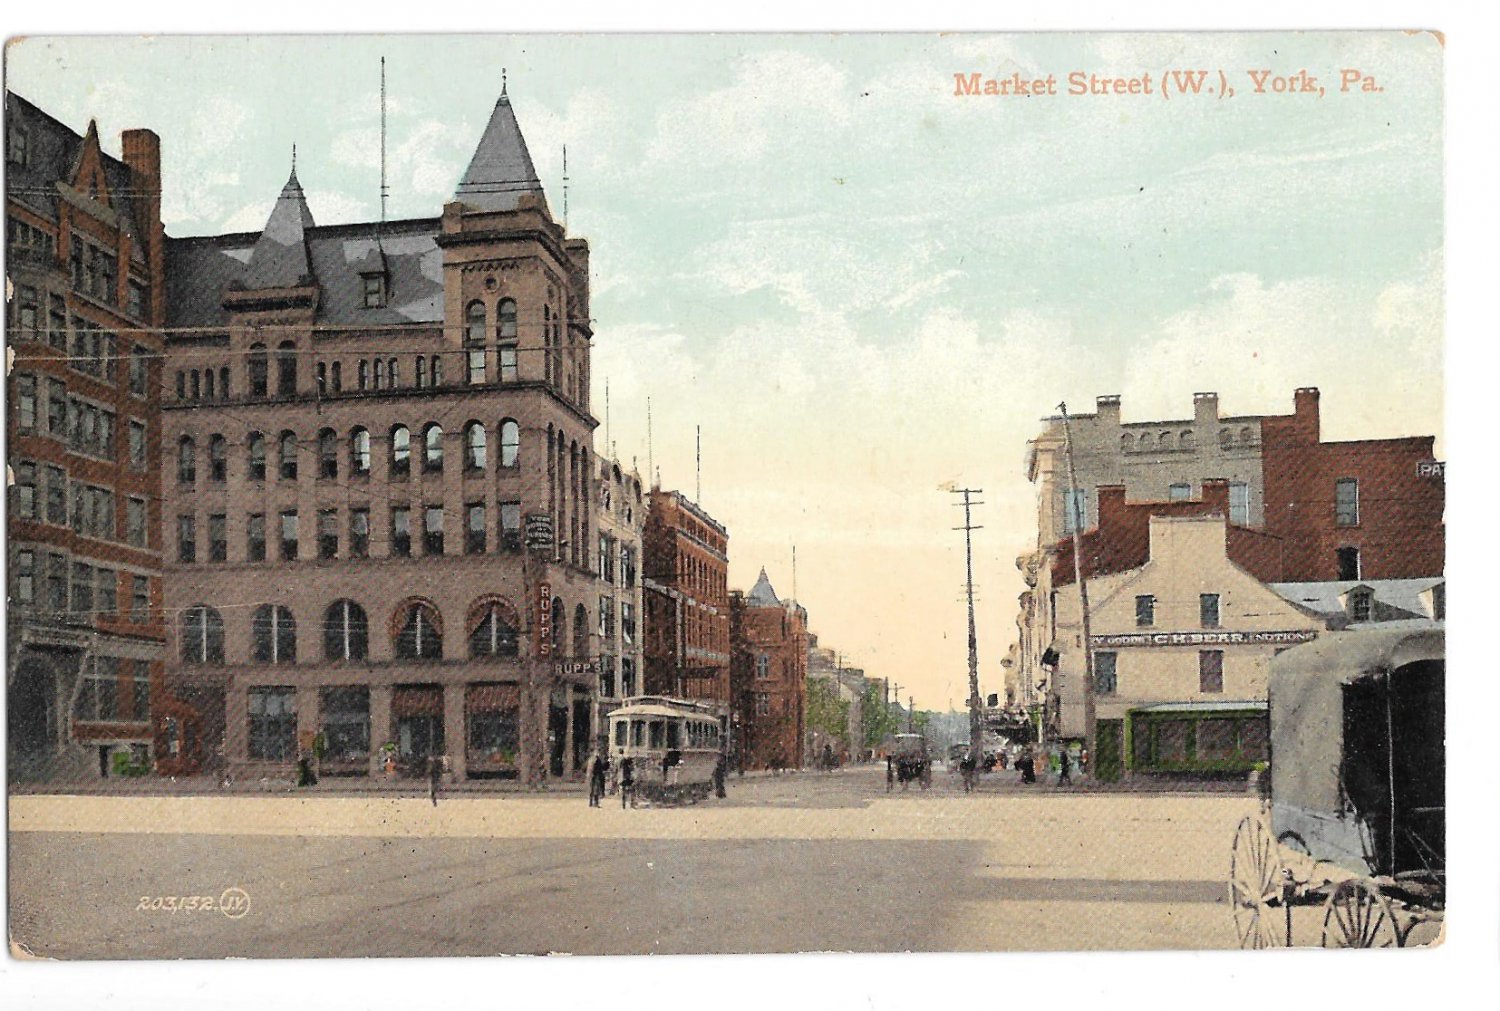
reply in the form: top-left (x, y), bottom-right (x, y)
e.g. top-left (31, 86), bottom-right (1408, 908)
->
top-left (454, 83), bottom-right (545, 213)
top-left (244, 158), bottom-right (317, 290)
top-left (747, 567), bottom-right (781, 608)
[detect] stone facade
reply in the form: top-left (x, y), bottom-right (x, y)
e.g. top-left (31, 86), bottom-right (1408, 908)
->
top-left (6, 93), bottom-right (168, 780)
top-left (156, 87), bottom-right (600, 783)
top-left (594, 456), bottom-right (645, 738)
top-left (642, 489), bottom-right (730, 704)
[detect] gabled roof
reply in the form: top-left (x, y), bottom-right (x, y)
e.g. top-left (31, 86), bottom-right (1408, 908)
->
top-left (242, 165), bottom-right (317, 289)
top-left (453, 89), bottom-right (546, 213)
top-left (1266, 578), bottom-right (1444, 624)
top-left (746, 568), bottom-right (780, 608)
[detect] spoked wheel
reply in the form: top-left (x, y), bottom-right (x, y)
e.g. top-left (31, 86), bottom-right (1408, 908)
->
top-left (1321, 879), bottom-right (1402, 948)
top-left (1230, 814), bottom-right (1286, 948)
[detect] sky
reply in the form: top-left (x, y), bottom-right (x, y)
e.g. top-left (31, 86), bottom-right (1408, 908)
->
top-left (6, 32), bottom-right (1444, 710)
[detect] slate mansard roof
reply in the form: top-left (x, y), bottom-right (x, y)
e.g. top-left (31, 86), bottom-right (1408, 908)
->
top-left (165, 216), bottom-right (445, 329)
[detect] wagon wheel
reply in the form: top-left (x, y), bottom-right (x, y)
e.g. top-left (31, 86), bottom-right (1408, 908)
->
top-left (1321, 879), bottom-right (1402, 948)
top-left (1229, 814), bottom-right (1286, 948)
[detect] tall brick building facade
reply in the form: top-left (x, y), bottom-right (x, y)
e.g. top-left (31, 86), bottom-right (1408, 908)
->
top-left (728, 568), bottom-right (806, 770)
top-left (642, 489), bottom-right (729, 704)
top-left (6, 93), bottom-right (169, 779)
top-left (156, 85), bottom-right (600, 783)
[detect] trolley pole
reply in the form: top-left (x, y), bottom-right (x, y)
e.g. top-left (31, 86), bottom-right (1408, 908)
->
top-left (1057, 403), bottom-right (1097, 775)
top-left (951, 488), bottom-right (985, 764)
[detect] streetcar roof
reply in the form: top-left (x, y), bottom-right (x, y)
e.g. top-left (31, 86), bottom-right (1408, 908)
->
top-left (609, 704), bottom-right (715, 720)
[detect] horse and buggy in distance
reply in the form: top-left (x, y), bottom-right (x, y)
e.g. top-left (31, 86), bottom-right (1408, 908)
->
top-left (885, 733), bottom-right (933, 791)
top-left (608, 696), bottom-right (727, 805)
top-left (1229, 625), bottom-right (1444, 948)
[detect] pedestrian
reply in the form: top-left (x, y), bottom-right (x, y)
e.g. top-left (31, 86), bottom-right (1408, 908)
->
top-left (1058, 750), bottom-right (1072, 787)
top-left (960, 751), bottom-right (976, 793)
top-left (822, 742), bottom-right (835, 773)
top-left (587, 750), bottom-right (609, 807)
top-left (428, 753), bottom-right (442, 807)
top-left (619, 757), bottom-right (636, 809)
top-left (1019, 749), bottom-right (1036, 784)
top-left (713, 753), bottom-right (727, 799)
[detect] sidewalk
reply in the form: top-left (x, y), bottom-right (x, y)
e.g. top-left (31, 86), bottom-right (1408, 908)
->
top-left (9, 772), bottom-right (589, 798)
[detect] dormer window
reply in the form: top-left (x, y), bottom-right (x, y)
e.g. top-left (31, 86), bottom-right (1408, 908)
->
top-left (1346, 586), bottom-right (1374, 623)
top-left (361, 273), bottom-right (387, 309)
top-left (7, 123), bottom-right (29, 166)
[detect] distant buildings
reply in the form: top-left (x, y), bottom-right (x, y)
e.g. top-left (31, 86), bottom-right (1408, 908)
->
top-left (728, 568), bottom-right (807, 770)
top-left (642, 489), bottom-right (730, 704)
top-left (595, 457), bottom-right (645, 737)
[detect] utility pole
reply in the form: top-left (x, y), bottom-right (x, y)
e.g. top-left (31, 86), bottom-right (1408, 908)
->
top-left (907, 696), bottom-right (915, 734)
top-left (951, 488), bottom-right (985, 763)
top-left (1057, 402), bottom-right (1097, 775)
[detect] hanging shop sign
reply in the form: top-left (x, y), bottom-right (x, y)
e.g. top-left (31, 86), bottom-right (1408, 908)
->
top-left (525, 513), bottom-right (554, 549)
top-left (536, 581), bottom-right (552, 656)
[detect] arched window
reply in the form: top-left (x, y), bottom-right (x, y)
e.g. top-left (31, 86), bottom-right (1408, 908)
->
top-left (498, 298), bottom-right (517, 339)
top-left (358, 360), bottom-right (369, 390)
top-left (330, 361), bottom-right (341, 393)
top-left (204, 369), bottom-right (215, 399)
top-left (395, 600), bottom-right (443, 659)
top-left (248, 343), bottom-right (268, 398)
top-left (423, 423), bottom-right (444, 472)
top-left (1121, 433), bottom-right (1133, 453)
top-left (551, 596), bottom-right (564, 651)
top-left (573, 603), bottom-right (588, 657)
top-left (464, 421), bottom-right (487, 470)
top-left (323, 599), bottom-right (369, 660)
top-left (500, 419), bottom-right (520, 468)
top-left (177, 435), bottom-right (196, 484)
top-left (181, 605), bottom-right (224, 665)
top-left (469, 597), bottom-right (519, 657)
top-left (191, 369), bottom-right (201, 400)
top-left (465, 300), bottom-right (486, 343)
top-left (315, 361), bottom-right (326, 394)
top-left (388, 358), bottom-right (399, 387)
top-left (279, 430), bottom-right (298, 480)
top-left (247, 431), bottom-right (266, 481)
top-left (390, 425), bottom-right (410, 477)
top-left (276, 340), bottom-right (297, 396)
top-left (415, 355), bottom-right (426, 389)
top-left (252, 604), bottom-right (296, 665)
top-left (1240, 426), bottom-right (1253, 444)
top-left (317, 428), bottom-right (337, 479)
top-left (1180, 430), bottom-right (1195, 450)
top-left (373, 358), bottom-right (384, 389)
top-left (430, 355), bottom-right (442, 387)
top-left (208, 434), bottom-right (227, 481)
top-left (1158, 431), bottom-right (1171, 448)
top-left (219, 366), bottom-right (230, 399)
top-left (1219, 428), bottom-right (1233, 448)
top-left (176, 371), bottom-right (186, 399)
top-left (350, 427), bottom-right (371, 475)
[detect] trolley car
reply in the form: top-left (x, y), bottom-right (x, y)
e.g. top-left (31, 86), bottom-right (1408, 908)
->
top-left (1229, 626), bottom-right (1444, 948)
top-left (608, 696), bottom-right (726, 804)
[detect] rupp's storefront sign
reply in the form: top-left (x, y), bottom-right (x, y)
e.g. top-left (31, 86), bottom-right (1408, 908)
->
top-left (1091, 629), bottom-right (1319, 649)
top-left (536, 582), bottom-right (552, 656)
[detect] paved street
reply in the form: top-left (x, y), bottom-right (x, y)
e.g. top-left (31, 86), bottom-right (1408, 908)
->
top-left (10, 764), bottom-right (1262, 959)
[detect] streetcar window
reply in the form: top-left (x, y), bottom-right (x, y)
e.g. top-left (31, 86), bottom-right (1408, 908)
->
top-left (649, 721), bottom-right (665, 749)
top-left (667, 721), bottom-right (682, 749)
top-left (632, 720), bottom-right (645, 747)
top-left (614, 722), bottom-right (627, 747)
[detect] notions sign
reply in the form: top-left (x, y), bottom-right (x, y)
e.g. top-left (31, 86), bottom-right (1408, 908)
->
top-left (1091, 629), bottom-right (1319, 649)
top-left (525, 512), bottom-right (554, 550)
top-left (536, 581), bottom-right (552, 656)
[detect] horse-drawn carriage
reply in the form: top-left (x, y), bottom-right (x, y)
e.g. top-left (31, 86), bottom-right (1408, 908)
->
top-left (886, 733), bottom-right (932, 791)
top-left (1229, 625), bottom-right (1444, 948)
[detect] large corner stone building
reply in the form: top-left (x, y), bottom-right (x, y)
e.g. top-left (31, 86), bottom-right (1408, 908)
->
top-left (7, 93), bottom-right (169, 780)
top-left (156, 85), bottom-right (601, 783)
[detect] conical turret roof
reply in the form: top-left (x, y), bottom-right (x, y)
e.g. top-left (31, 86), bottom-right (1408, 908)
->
top-left (244, 164), bottom-right (316, 289)
top-left (454, 88), bottom-right (545, 213)
top-left (747, 568), bottom-right (781, 608)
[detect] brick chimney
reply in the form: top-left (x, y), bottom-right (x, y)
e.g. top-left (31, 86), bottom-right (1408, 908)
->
top-left (1095, 395), bottom-right (1121, 426)
top-left (121, 128), bottom-right (164, 327)
top-left (1201, 478), bottom-right (1232, 515)
top-left (1193, 391), bottom-right (1219, 427)
top-left (1294, 387), bottom-right (1321, 442)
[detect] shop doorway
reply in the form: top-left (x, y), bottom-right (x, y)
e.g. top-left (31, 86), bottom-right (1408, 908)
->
top-left (548, 701), bottom-right (567, 778)
top-left (8, 658), bottom-right (56, 761)
top-left (392, 684), bottom-right (444, 775)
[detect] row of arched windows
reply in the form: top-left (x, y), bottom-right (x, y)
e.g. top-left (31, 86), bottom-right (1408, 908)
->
top-left (175, 420), bottom-right (522, 485)
top-left (1121, 426), bottom-right (1259, 454)
top-left (179, 596), bottom-right (537, 666)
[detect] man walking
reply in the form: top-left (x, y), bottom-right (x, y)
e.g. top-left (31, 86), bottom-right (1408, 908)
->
top-left (619, 757), bottom-right (636, 809)
top-left (428, 753), bottom-right (442, 807)
top-left (587, 749), bottom-right (609, 807)
top-left (1057, 749), bottom-right (1072, 787)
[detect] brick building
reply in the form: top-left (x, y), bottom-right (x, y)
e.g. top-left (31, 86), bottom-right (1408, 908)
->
top-left (728, 569), bottom-right (807, 770)
top-left (156, 85), bottom-right (600, 783)
top-left (1260, 388), bottom-right (1444, 582)
top-left (6, 93), bottom-right (169, 780)
top-left (642, 488), bottom-right (729, 704)
top-left (594, 456), bottom-right (644, 737)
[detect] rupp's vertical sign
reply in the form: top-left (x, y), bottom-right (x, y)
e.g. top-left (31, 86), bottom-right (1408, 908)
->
top-left (537, 582), bottom-right (552, 655)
